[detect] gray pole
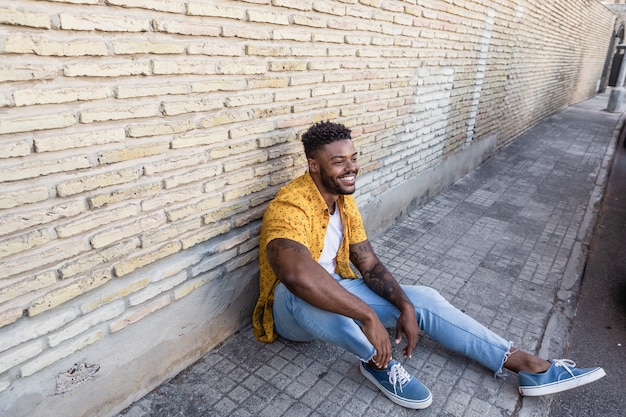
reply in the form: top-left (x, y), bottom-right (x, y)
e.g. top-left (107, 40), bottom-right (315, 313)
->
top-left (607, 44), bottom-right (626, 112)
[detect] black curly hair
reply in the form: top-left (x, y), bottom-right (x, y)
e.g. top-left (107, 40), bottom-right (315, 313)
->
top-left (301, 121), bottom-right (352, 159)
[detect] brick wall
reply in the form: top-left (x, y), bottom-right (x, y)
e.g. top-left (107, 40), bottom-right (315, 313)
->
top-left (0, 1), bottom-right (616, 416)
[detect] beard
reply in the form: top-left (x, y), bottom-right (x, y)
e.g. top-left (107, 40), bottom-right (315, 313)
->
top-left (319, 168), bottom-right (357, 195)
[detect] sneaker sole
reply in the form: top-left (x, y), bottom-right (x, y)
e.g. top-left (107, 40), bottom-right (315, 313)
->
top-left (519, 367), bottom-right (606, 396)
top-left (360, 363), bottom-right (433, 409)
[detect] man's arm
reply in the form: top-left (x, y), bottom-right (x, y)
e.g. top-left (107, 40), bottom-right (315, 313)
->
top-left (266, 237), bottom-right (392, 367)
top-left (350, 240), bottom-right (420, 358)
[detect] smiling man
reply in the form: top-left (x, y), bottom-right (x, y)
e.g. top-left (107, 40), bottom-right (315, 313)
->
top-left (252, 121), bottom-right (605, 409)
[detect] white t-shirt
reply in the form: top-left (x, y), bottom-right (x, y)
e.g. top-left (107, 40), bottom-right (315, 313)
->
top-left (318, 207), bottom-right (343, 274)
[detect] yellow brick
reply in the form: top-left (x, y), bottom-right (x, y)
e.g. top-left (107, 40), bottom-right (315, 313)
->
top-left (187, 42), bottom-right (242, 56)
top-left (223, 151), bottom-right (268, 172)
top-left (0, 199), bottom-right (84, 237)
top-left (109, 294), bottom-right (170, 333)
top-left (247, 10), bottom-right (290, 25)
top-left (191, 79), bottom-right (247, 93)
top-left (152, 59), bottom-right (216, 75)
top-left (0, 271), bottom-right (57, 305)
top-left (144, 153), bottom-right (205, 176)
top-left (311, 33), bottom-right (344, 43)
top-left (171, 129), bottom-right (228, 149)
top-left (2, 238), bottom-right (89, 279)
top-left (59, 13), bottom-right (150, 32)
top-left (252, 104), bottom-right (292, 119)
top-left (0, 7), bottom-right (51, 28)
top-left (140, 218), bottom-right (199, 247)
top-left (180, 222), bottom-right (231, 249)
top-left (0, 186), bottom-right (48, 210)
top-left (107, 0), bottom-right (182, 13)
top-left (165, 195), bottom-right (223, 221)
top-left (3, 35), bottom-right (108, 56)
top-left (56, 204), bottom-right (138, 238)
top-left (89, 182), bottom-right (162, 209)
top-left (0, 307), bottom-right (23, 329)
top-left (229, 121), bottom-right (275, 139)
top-left (186, 2), bottom-right (245, 19)
top-left (65, 61), bottom-right (151, 77)
top-left (218, 62), bottom-right (266, 75)
top-left (153, 18), bottom-right (220, 36)
top-left (220, 25), bottom-right (271, 40)
top-left (202, 170), bottom-right (253, 192)
top-left (141, 187), bottom-right (199, 212)
top-left (225, 93), bottom-right (273, 107)
top-left (0, 228), bottom-right (50, 259)
top-left (112, 40), bottom-right (185, 55)
top-left (246, 45), bottom-right (290, 57)
top-left (0, 63), bottom-right (57, 82)
top-left (203, 203), bottom-right (247, 224)
top-left (0, 155), bottom-right (91, 183)
top-left (272, 0), bottom-right (312, 11)
top-left (80, 104), bottom-right (160, 123)
top-left (113, 241), bottom-right (181, 277)
top-left (173, 270), bottom-right (220, 300)
top-left (225, 249), bottom-right (258, 272)
top-left (59, 239), bottom-right (139, 279)
top-left (223, 178), bottom-right (269, 201)
top-left (200, 110), bottom-right (251, 128)
top-left (0, 111), bottom-right (76, 135)
top-left (28, 270), bottom-right (111, 316)
top-left (290, 73), bottom-right (324, 85)
top-left (163, 164), bottom-right (222, 189)
top-left (128, 119), bottom-right (195, 138)
top-left (115, 83), bottom-right (187, 99)
top-left (90, 213), bottom-right (166, 249)
top-left (81, 277), bottom-right (148, 313)
top-left (35, 128), bottom-right (126, 152)
top-left (268, 61), bottom-right (307, 71)
top-left (209, 140), bottom-right (257, 159)
top-left (57, 167), bottom-right (142, 197)
top-left (233, 204), bottom-right (266, 226)
top-left (162, 98), bottom-right (223, 116)
top-left (292, 14), bottom-right (327, 28)
top-left (312, 2), bottom-right (346, 16)
top-left (272, 28), bottom-right (311, 42)
top-left (98, 142), bottom-right (170, 165)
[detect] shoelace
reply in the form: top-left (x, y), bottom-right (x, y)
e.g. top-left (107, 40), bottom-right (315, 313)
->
top-left (552, 359), bottom-right (577, 377)
top-left (387, 363), bottom-right (412, 395)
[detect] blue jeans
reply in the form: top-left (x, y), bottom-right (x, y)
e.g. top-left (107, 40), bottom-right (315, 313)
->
top-left (273, 275), bottom-right (513, 375)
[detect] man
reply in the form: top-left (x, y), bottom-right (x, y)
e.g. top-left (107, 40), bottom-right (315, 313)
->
top-left (252, 121), bottom-right (605, 409)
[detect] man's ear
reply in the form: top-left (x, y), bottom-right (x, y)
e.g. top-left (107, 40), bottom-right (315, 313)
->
top-left (307, 157), bottom-right (319, 173)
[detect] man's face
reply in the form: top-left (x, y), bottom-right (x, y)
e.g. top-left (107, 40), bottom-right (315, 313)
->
top-left (310, 139), bottom-right (359, 196)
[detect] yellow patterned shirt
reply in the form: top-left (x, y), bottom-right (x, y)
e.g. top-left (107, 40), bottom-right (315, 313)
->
top-left (252, 171), bottom-right (368, 342)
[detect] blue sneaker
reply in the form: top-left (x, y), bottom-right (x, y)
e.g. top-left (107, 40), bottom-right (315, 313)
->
top-left (360, 360), bottom-right (432, 409)
top-left (518, 359), bottom-right (606, 396)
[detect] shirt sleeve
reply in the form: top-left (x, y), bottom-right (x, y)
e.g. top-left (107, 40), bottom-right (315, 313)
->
top-left (261, 197), bottom-right (311, 250)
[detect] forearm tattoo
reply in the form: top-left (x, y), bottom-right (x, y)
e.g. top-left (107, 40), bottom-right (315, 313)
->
top-left (351, 245), bottom-right (410, 306)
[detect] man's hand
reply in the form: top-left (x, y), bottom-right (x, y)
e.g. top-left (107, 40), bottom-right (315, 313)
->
top-left (395, 305), bottom-right (420, 358)
top-left (351, 240), bottom-right (420, 359)
top-left (361, 314), bottom-right (393, 368)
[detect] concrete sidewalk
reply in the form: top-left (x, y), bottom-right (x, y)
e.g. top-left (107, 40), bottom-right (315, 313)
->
top-left (117, 94), bottom-right (623, 417)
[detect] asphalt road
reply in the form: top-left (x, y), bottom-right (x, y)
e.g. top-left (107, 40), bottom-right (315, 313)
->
top-left (548, 123), bottom-right (626, 416)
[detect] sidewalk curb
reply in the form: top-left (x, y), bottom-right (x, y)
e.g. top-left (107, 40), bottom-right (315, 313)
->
top-left (518, 111), bottom-right (626, 417)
